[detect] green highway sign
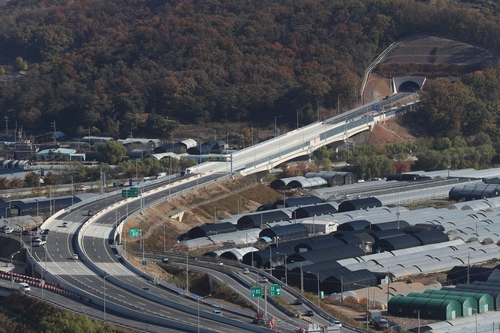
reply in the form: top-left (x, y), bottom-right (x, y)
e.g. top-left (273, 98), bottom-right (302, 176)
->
top-left (269, 285), bottom-right (281, 297)
top-left (122, 187), bottom-right (139, 198)
top-left (250, 286), bottom-right (262, 298)
top-left (129, 229), bottom-right (140, 238)
top-left (142, 260), bottom-right (147, 266)
top-left (208, 156), bottom-right (227, 162)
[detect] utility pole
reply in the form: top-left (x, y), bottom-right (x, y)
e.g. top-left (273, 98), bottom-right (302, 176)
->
top-left (51, 120), bottom-right (56, 144)
top-left (4, 115), bottom-right (8, 135)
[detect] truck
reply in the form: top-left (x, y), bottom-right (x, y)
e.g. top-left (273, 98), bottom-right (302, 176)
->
top-left (129, 178), bottom-right (139, 186)
top-left (157, 172), bottom-right (167, 179)
top-left (371, 316), bottom-right (389, 330)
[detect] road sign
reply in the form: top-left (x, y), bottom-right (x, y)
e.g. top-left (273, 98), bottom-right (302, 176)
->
top-left (269, 285), bottom-right (281, 297)
top-left (142, 260), bottom-right (147, 266)
top-left (208, 156), bottom-right (227, 162)
top-left (371, 105), bottom-right (380, 111)
top-left (250, 286), bottom-right (262, 298)
top-left (122, 187), bottom-right (139, 198)
top-left (129, 229), bottom-right (140, 238)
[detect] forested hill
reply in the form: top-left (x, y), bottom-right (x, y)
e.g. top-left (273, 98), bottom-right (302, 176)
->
top-left (1, 0), bottom-right (500, 139)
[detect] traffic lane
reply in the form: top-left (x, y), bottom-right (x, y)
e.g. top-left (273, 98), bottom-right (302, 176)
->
top-left (175, 262), bottom-right (301, 328)
top-left (66, 272), bottom-right (248, 333)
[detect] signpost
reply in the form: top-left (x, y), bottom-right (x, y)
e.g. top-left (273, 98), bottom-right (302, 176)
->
top-left (269, 285), bottom-right (281, 297)
top-left (250, 286), bottom-right (263, 298)
top-left (122, 187), bottom-right (139, 198)
top-left (208, 156), bottom-right (228, 162)
top-left (371, 105), bottom-right (380, 111)
top-left (129, 229), bottom-right (140, 238)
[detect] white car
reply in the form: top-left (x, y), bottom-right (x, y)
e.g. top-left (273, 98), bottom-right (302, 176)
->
top-left (2, 227), bottom-right (13, 234)
top-left (72, 254), bottom-right (79, 260)
top-left (260, 276), bottom-right (268, 283)
top-left (330, 320), bottom-right (342, 328)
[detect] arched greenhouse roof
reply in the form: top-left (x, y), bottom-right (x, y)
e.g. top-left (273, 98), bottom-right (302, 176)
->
top-left (187, 222), bottom-right (237, 239)
top-left (259, 223), bottom-right (309, 242)
top-left (338, 197), bottom-right (382, 212)
top-left (337, 220), bottom-right (371, 232)
top-left (273, 195), bottom-right (323, 209)
top-left (292, 203), bottom-right (337, 219)
top-left (372, 234), bottom-right (421, 253)
top-left (237, 210), bottom-right (290, 230)
top-left (293, 237), bottom-right (346, 252)
top-left (287, 177), bottom-right (328, 189)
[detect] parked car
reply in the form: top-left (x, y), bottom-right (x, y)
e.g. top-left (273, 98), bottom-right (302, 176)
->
top-left (330, 320), bottom-right (342, 328)
top-left (22, 230), bottom-right (31, 236)
top-left (40, 229), bottom-right (50, 235)
top-left (1, 193), bottom-right (11, 198)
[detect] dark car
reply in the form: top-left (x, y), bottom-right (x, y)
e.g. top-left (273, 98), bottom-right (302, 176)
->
top-left (87, 210), bottom-right (95, 216)
top-left (22, 230), bottom-right (31, 236)
top-left (161, 258), bottom-right (169, 263)
top-left (293, 299), bottom-right (303, 305)
top-left (40, 229), bottom-right (50, 235)
top-left (305, 310), bottom-right (314, 316)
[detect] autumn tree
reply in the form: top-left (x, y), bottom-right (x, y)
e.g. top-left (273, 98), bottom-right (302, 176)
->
top-left (97, 141), bottom-right (127, 165)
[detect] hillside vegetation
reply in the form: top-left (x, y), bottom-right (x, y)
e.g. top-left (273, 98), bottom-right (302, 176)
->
top-left (1, 0), bottom-right (500, 139)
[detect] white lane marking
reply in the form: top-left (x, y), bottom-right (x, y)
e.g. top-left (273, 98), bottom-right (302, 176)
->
top-left (117, 294), bottom-right (125, 298)
top-left (137, 302), bottom-right (146, 306)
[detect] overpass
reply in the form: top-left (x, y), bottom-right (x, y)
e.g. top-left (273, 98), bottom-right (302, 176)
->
top-left (190, 92), bottom-right (418, 177)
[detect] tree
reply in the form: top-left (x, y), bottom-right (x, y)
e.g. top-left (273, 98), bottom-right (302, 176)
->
top-left (97, 141), bottom-right (127, 165)
top-left (9, 178), bottom-right (22, 188)
top-left (43, 172), bottom-right (58, 185)
top-left (24, 172), bottom-right (40, 187)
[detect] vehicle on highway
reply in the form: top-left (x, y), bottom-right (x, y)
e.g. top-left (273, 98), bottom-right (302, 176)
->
top-left (33, 240), bottom-right (46, 247)
top-left (22, 230), bottom-right (31, 236)
top-left (113, 181), bottom-right (124, 187)
top-left (18, 282), bottom-right (30, 292)
top-left (41, 235), bottom-right (48, 241)
top-left (72, 254), bottom-right (79, 260)
top-left (211, 310), bottom-right (223, 316)
top-left (259, 276), bottom-right (268, 283)
top-left (86, 210), bottom-right (95, 216)
top-left (63, 222), bottom-right (68, 227)
top-left (142, 287), bottom-right (151, 293)
top-left (304, 310), bottom-right (314, 316)
top-left (330, 320), bottom-right (342, 328)
top-left (40, 229), bottom-right (50, 235)
top-left (242, 268), bottom-right (250, 274)
top-left (293, 298), bottom-right (303, 305)
top-left (32, 236), bottom-right (40, 242)
top-left (161, 257), bottom-right (169, 263)
top-left (216, 261), bottom-right (223, 266)
top-left (2, 227), bottom-right (13, 234)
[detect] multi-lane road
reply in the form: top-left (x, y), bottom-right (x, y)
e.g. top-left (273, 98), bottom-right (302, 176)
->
top-left (28, 95), bottom-right (416, 332)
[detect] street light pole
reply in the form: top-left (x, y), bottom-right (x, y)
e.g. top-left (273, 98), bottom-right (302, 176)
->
top-left (104, 275), bottom-right (112, 321)
top-left (10, 251), bottom-right (20, 289)
top-left (274, 115), bottom-right (283, 138)
top-left (308, 271), bottom-right (321, 308)
top-left (355, 283), bottom-right (370, 330)
top-left (276, 252), bottom-right (287, 286)
top-left (163, 225), bottom-right (166, 252)
top-left (197, 294), bottom-right (211, 333)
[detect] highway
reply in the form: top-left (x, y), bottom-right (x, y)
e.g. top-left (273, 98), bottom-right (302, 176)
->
top-left (29, 95), bottom-right (416, 332)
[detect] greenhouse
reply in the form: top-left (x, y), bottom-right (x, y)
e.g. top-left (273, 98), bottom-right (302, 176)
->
top-left (237, 210), bottom-right (290, 229)
top-left (273, 195), bottom-right (323, 209)
top-left (406, 291), bottom-right (477, 317)
top-left (292, 203), bottom-right (337, 219)
top-left (186, 222), bottom-right (237, 239)
top-left (423, 290), bottom-right (494, 313)
top-left (259, 223), bottom-right (309, 242)
top-left (337, 197), bottom-right (382, 212)
top-left (293, 237), bottom-right (346, 252)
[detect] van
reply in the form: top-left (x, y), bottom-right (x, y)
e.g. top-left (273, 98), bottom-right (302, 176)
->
top-left (157, 172), bottom-right (167, 179)
top-left (18, 282), bottom-right (30, 292)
